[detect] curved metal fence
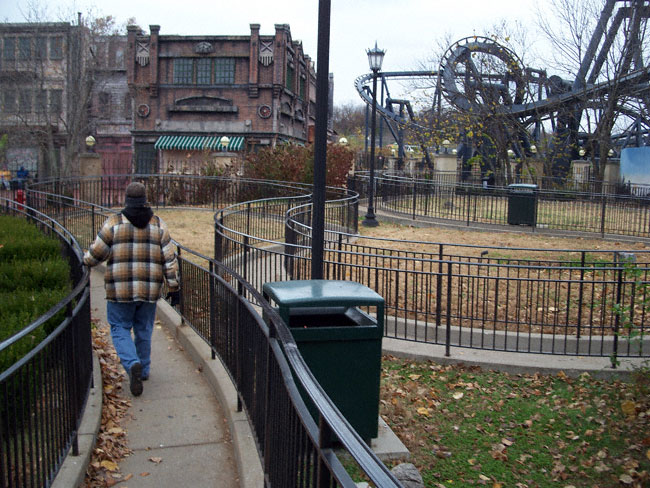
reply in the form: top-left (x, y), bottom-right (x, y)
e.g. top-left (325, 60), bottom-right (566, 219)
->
top-left (215, 182), bottom-right (650, 365)
top-left (24, 177), bottom-right (402, 487)
top-left (350, 172), bottom-right (650, 238)
top-left (20, 172), bottom-right (650, 487)
top-left (0, 199), bottom-right (92, 488)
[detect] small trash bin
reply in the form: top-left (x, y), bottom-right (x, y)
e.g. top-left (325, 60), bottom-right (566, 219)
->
top-left (507, 183), bottom-right (537, 226)
top-left (263, 280), bottom-right (384, 442)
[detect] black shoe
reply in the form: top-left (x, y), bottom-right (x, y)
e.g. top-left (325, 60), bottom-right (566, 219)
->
top-left (130, 362), bottom-right (143, 396)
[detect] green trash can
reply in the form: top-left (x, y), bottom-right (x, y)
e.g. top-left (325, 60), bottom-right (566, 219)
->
top-left (262, 280), bottom-right (384, 442)
top-left (507, 183), bottom-right (537, 226)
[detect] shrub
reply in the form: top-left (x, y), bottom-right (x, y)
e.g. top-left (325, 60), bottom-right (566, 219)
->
top-left (243, 143), bottom-right (354, 188)
top-left (0, 216), bottom-right (61, 262)
top-left (0, 216), bottom-right (71, 373)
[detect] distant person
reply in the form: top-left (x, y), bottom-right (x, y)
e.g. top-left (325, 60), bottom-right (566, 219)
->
top-left (0, 169), bottom-right (10, 190)
top-left (83, 182), bottom-right (180, 396)
top-left (16, 166), bottom-right (28, 188)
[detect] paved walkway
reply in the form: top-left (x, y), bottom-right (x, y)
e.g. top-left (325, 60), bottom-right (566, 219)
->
top-left (53, 260), bottom-right (646, 487)
top-left (92, 266), bottom-right (241, 488)
top-left (54, 266), bottom-right (250, 488)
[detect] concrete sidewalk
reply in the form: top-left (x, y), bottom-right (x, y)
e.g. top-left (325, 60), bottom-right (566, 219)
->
top-left (54, 266), bottom-right (257, 488)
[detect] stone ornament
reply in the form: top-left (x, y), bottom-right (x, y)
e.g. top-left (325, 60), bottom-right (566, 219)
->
top-left (137, 104), bottom-right (150, 118)
top-left (259, 41), bottom-right (273, 66)
top-left (136, 40), bottom-right (149, 67)
top-left (195, 42), bottom-right (214, 54)
top-left (258, 105), bottom-right (272, 119)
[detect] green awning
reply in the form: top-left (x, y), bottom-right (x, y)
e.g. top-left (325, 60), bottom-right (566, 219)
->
top-left (154, 135), bottom-right (245, 151)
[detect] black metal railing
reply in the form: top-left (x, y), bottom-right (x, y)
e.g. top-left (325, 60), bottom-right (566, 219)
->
top-left (350, 172), bottom-right (650, 238)
top-left (216, 187), bottom-right (650, 365)
top-left (25, 178), bottom-right (402, 487)
top-left (24, 173), bottom-right (650, 487)
top-left (0, 198), bottom-right (92, 488)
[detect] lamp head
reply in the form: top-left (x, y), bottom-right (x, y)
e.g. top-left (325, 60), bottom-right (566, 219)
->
top-left (85, 135), bottom-right (96, 149)
top-left (366, 42), bottom-right (385, 72)
top-left (220, 136), bottom-right (230, 150)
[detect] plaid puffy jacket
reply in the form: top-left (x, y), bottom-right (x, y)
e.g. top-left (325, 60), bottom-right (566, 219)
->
top-left (83, 213), bottom-right (179, 303)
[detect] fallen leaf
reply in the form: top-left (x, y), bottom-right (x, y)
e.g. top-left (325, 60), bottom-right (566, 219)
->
top-left (100, 460), bottom-right (119, 472)
top-left (417, 407), bottom-right (430, 416)
top-left (501, 438), bottom-right (514, 447)
top-left (621, 400), bottom-right (636, 416)
top-left (123, 473), bottom-right (133, 481)
top-left (149, 457), bottom-right (163, 464)
top-left (452, 392), bottom-right (464, 400)
top-left (409, 374), bottom-right (422, 380)
top-left (619, 474), bottom-right (634, 484)
top-left (140, 472), bottom-right (151, 476)
top-left (647, 449), bottom-right (650, 461)
top-left (479, 474), bottom-right (490, 481)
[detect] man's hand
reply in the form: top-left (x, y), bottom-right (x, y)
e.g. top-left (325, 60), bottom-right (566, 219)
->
top-left (166, 290), bottom-right (180, 306)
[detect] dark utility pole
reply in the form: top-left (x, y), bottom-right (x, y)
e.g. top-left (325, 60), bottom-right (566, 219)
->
top-left (311, 0), bottom-right (331, 279)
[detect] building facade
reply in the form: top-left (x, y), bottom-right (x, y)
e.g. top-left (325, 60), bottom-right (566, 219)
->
top-left (127, 23), bottom-right (318, 174)
top-left (0, 22), bottom-right (79, 179)
top-left (89, 35), bottom-right (132, 175)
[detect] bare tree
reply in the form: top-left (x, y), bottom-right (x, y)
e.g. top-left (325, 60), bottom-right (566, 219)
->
top-left (1, 4), bottom-right (136, 179)
top-left (536, 0), bottom-right (650, 181)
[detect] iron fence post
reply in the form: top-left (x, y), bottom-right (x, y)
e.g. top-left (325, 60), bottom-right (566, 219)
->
top-left (317, 418), bottom-right (334, 488)
top-left (177, 246), bottom-right (184, 320)
top-left (446, 262), bottom-right (452, 357)
top-left (611, 259), bottom-right (624, 368)
top-left (411, 179), bottom-right (416, 220)
top-left (601, 193), bottom-right (607, 237)
top-left (209, 261), bottom-right (216, 360)
top-left (576, 251), bottom-right (585, 342)
top-left (91, 205), bottom-right (96, 245)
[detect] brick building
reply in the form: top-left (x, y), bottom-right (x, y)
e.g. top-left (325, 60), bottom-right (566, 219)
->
top-left (0, 22), bottom-right (80, 179)
top-left (127, 23), bottom-right (319, 174)
top-left (89, 35), bottom-right (132, 175)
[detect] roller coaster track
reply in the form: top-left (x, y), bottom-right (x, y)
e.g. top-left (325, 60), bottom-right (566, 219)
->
top-left (355, 0), bottom-right (650, 167)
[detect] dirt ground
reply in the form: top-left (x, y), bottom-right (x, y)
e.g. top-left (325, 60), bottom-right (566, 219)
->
top-left (156, 208), bottom-right (650, 259)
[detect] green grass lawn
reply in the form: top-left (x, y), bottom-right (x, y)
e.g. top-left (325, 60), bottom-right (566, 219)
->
top-left (379, 357), bottom-right (650, 487)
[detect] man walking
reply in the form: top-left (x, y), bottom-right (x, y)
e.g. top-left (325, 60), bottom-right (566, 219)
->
top-left (84, 182), bottom-right (180, 396)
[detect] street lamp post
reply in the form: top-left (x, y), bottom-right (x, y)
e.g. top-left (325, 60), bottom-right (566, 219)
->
top-left (363, 42), bottom-right (385, 228)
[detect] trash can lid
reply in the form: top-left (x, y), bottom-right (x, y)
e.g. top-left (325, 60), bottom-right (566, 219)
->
top-left (263, 280), bottom-right (384, 308)
top-left (507, 183), bottom-right (537, 190)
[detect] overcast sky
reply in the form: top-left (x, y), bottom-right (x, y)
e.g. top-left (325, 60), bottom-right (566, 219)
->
top-left (3, 0), bottom-right (548, 106)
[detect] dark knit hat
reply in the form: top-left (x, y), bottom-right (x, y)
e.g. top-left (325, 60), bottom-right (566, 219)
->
top-left (125, 182), bottom-right (147, 207)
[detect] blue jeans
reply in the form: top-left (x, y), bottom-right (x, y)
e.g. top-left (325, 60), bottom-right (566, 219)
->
top-left (107, 301), bottom-right (157, 378)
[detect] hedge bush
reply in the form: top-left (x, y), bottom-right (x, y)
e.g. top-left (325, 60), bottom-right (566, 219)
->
top-left (0, 216), bottom-right (71, 374)
top-left (243, 143), bottom-right (354, 188)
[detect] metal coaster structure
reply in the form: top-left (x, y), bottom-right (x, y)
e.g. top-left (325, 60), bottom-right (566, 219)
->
top-left (355, 0), bottom-right (650, 180)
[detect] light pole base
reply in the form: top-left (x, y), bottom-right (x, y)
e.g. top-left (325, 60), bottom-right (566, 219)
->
top-left (362, 216), bottom-right (379, 227)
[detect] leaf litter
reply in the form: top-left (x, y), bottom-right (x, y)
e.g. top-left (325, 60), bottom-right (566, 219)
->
top-left (380, 356), bottom-right (650, 487)
top-left (83, 319), bottom-right (133, 487)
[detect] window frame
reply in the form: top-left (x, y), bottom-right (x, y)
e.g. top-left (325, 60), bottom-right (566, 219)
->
top-left (214, 58), bottom-right (235, 85)
top-left (173, 58), bottom-right (194, 84)
top-left (4, 37), bottom-right (16, 61)
top-left (49, 89), bottom-right (63, 115)
top-left (18, 37), bottom-right (31, 61)
top-left (49, 37), bottom-right (63, 60)
top-left (196, 58), bottom-right (212, 85)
